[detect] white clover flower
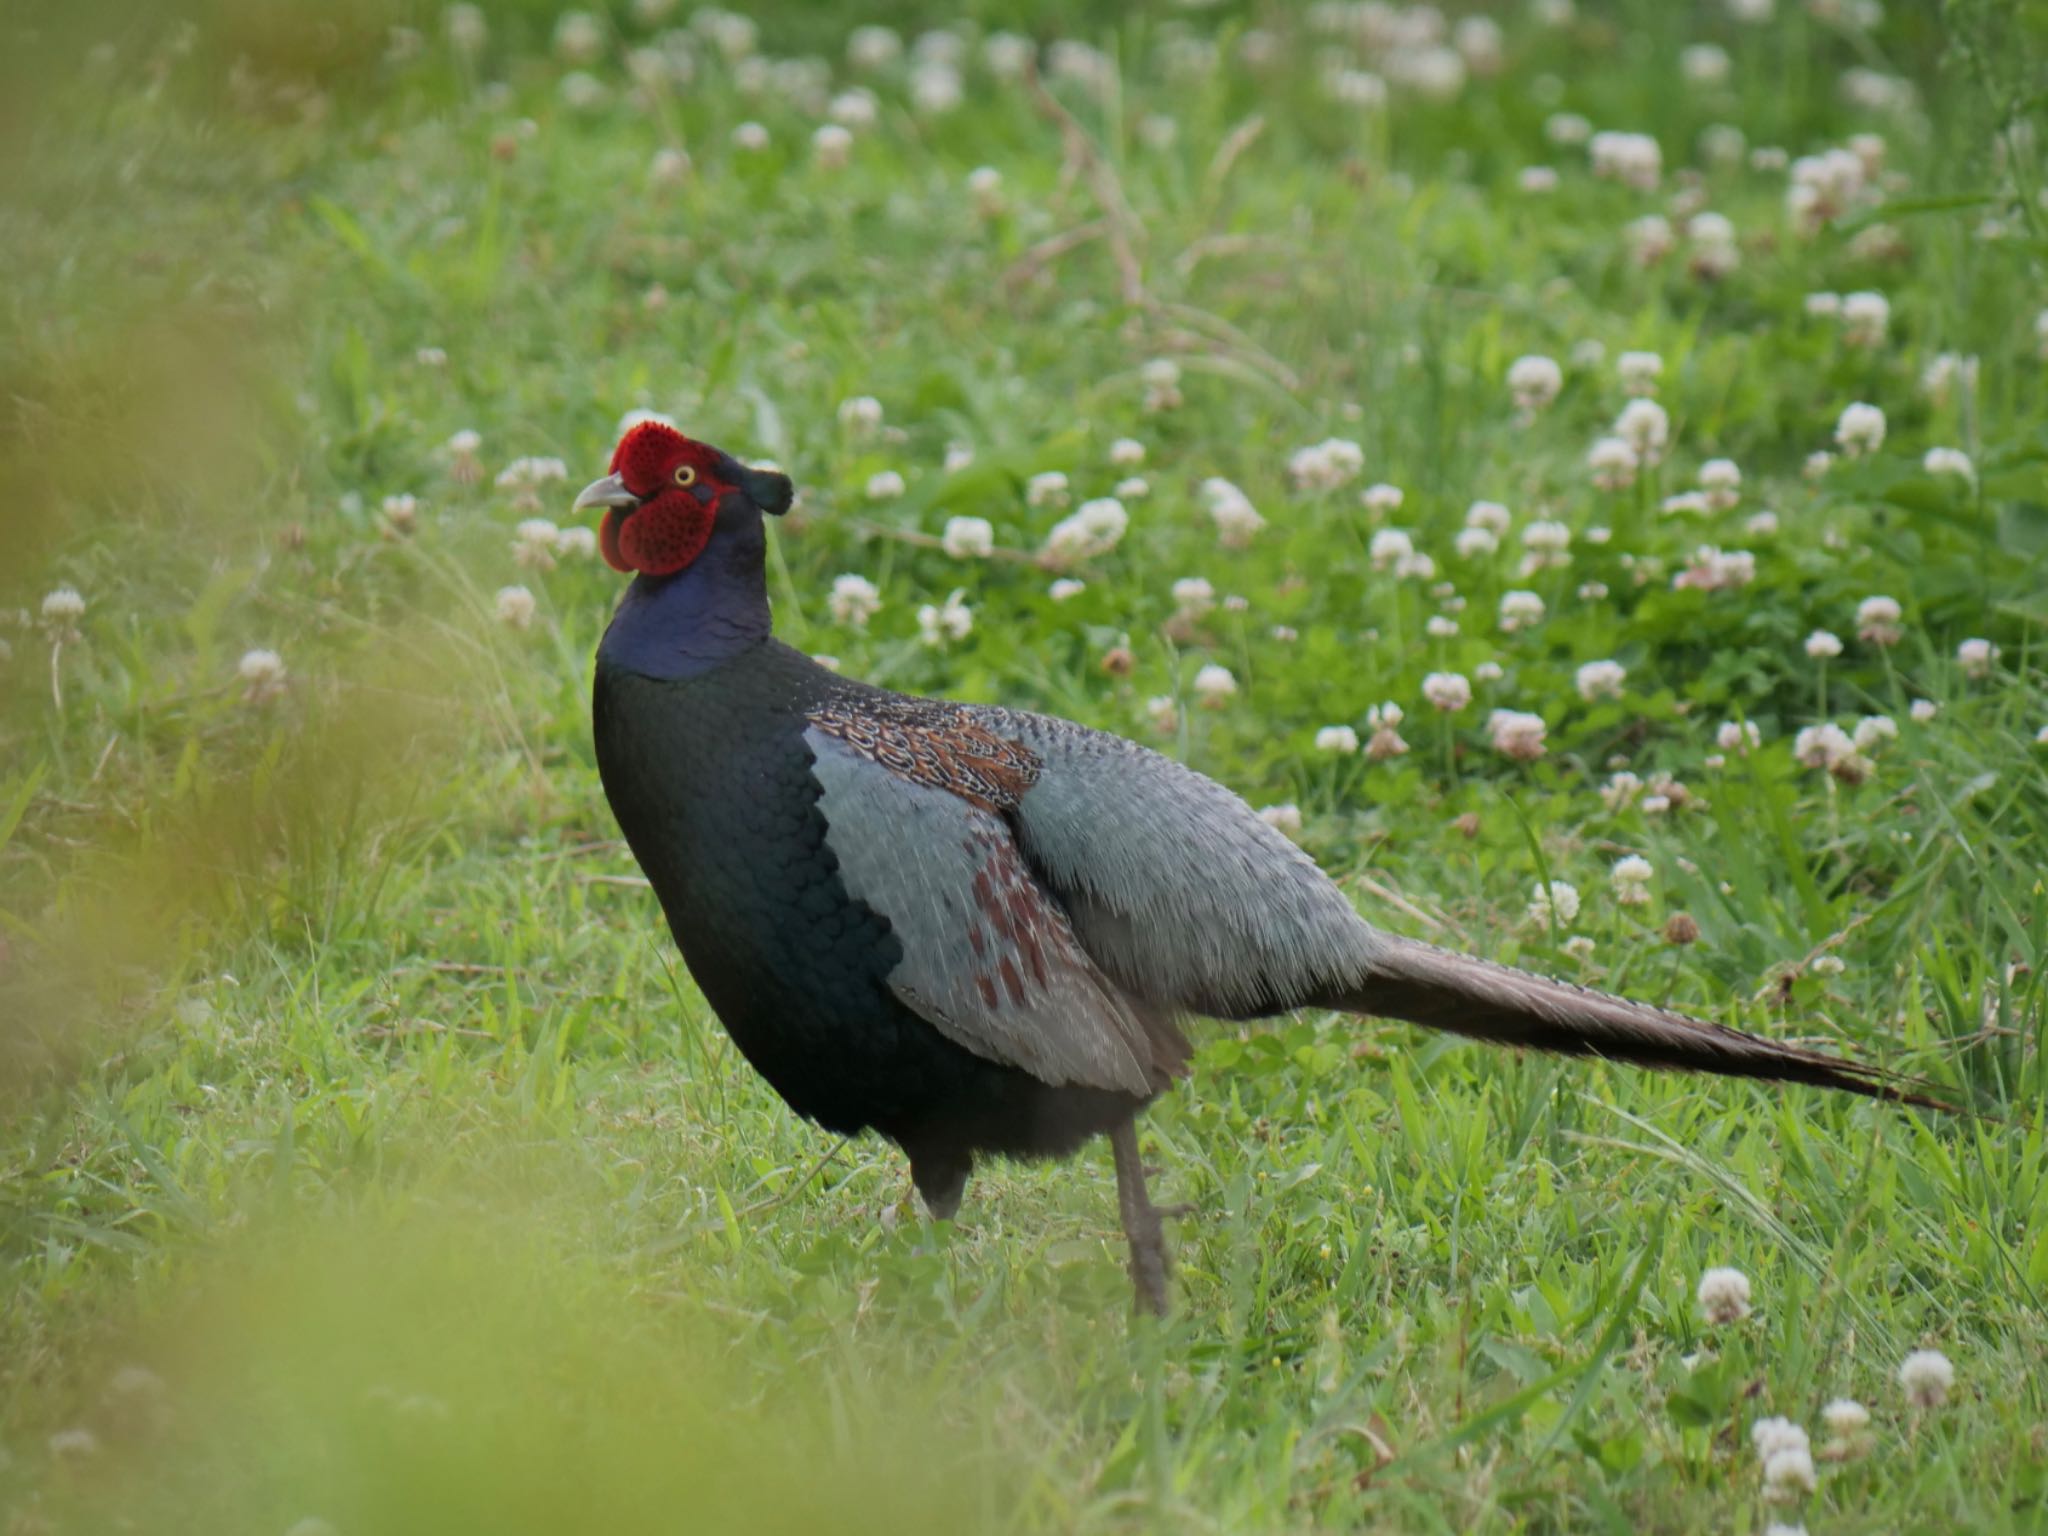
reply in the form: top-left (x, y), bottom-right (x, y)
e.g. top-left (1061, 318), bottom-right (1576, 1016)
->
top-left (381, 493), bottom-right (419, 536)
top-left (445, 3), bottom-right (487, 53)
top-left (1835, 402), bottom-right (1886, 456)
top-left (1361, 482), bottom-right (1405, 515)
top-left (1853, 715), bottom-right (1898, 751)
top-left (1108, 437), bottom-right (1146, 469)
top-left (47, 1427), bottom-right (99, 1460)
top-left (1608, 854), bottom-right (1654, 908)
top-left (828, 574), bottom-right (882, 628)
top-left (1672, 545), bottom-right (1756, 593)
top-left (1140, 358), bottom-right (1184, 412)
top-left (846, 23), bottom-right (901, 69)
top-left (40, 586), bottom-right (86, 630)
top-left (1762, 1447), bottom-right (1817, 1502)
top-left (1698, 457), bottom-right (1742, 510)
top-left (1324, 67), bottom-right (1388, 108)
top-left (1114, 476), bottom-right (1150, 501)
top-left (1498, 590), bottom-right (1546, 632)
top-left (1617, 350), bottom-right (1664, 397)
top-left (1528, 879), bottom-right (1580, 927)
top-left (1822, 1398), bottom-right (1870, 1435)
top-left (1048, 578), bottom-right (1086, 602)
top-left (1957, 637), bottom-right (1998, 678)
top-left (1045, 498), bottom-right (1128, 563)
top-left (1588, 436), bottom-right (1639, 491)
top-left (1258, 803), bottom-right (1304, 837)
top-left (1457, 500), bottom-right (1507, 537)
top-left (1521, 519), bottom-right (1571, 574)
top-left (730, 121), bottom-right (769, 151)
top-left (1315, 724), bottom-right (1360, 755)
top-left (837, 394), bottom-right (884, 436)
top-left (1171, 576), bottom-right (1216, 621)
top-left (936, 444), bottom-right (973, 475)
top-left (1681, 42), bottom-right (1730, 84)
top-left (1805, 291), bottom-right (1843, 318)
top-left (1804, 451), bottom-right (1835, 481)
top-left (1201, 478), bottom-right (1266, 547)
top-left (1288, 437), bottom-right (1366, 492)
top-left (1695, 1265), bottom-right (1751, 1321)
top-left (1365, 530), bottom-right (1417, 575)
top-left (1576, 659), bottom-right (1627, 700)
top-left (1856, 594), bottom-right (1903, 645)
top-left (910, 61), bottom-right (963, 114)
top-left (1625, 213), bottom-right (1676, 264)
top-left (558, 71), bottom-right (606, 111)
top-left (1602, 770), bottom-right (1643, 812)
top-left (1752, 1417), bottom-right (1810, 1462)
top-left (1910, 698), bottom-right (1938, 722)
top-left (1717, 720), bottom-right (1761, 753)
top-left (1546, 111), bottom-right (1592, 146)
top-left (829, 88), bottom-right (879, 128)
top-left (1662, 491), bottom-right (1711, 518)
top-left (1839, 289), bottom-right (1889, 348)
top-left (1688, 213), bottom-right (1741, 279)
top-left (1614, 399), bottom-right (1670, 463)
top-left (1193, 663), bottom-right (1238, 706)
top-left (963, 165), bottom-right (1005, 217)
top-left (1519, 165), bottom-right (1560, 194)
top-left (940, 516), bottom-right (994, 559)
top-left (1923, 446), bottom-right (1975, 481)
top-left (811, 123), bottom-right (853, 169)
top-left (1026, 470), bottom-right (1071, 509)
top-left (982, 29), bottom-right (1033, 76)
top-left (1805, 630), bottom-right (1844, 660)
top-left (553, 10), bottom-right (603, 64)
top-left (1590, 130), bottom-right (1662, 190)
top-left (510, 516), bottom-right (561, 570)
top-left (494, 585), bottom-right (536, 630)
top-left (237, 648), bottom-right (287, 704)
top-left (1425, 615), bottom-right (1460, 638)
top-left (1422, 672), bottom-right (1472, 712)
top-left (865, 470), bottom-right (906, 501)
top-left (1507, 354), bottom-right (1564, 416)
top-left (1487, 709), bottom-right (1547, 761)
top-left (916, 589), bottom-right (973, 647)
top-left (1145, 695), bottom-right (1179, 734)
top-left (1793, 723), bottom-right (1858, 772)
top-left (1475, 660), bottom-right (1504, 683)
top-left (1455, 527), bottom-right (1499, 558)
top-left (1455, 14), bottom-right (1504, 71)
top-left (1365, 701), bottom-right (1409, 759)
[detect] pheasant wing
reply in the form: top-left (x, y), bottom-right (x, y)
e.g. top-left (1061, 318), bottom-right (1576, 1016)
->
top-left (804, 699), bottom-right (1186, 1097)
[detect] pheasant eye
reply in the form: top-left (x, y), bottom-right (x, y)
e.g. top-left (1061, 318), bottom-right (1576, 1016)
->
top-left (673, 464), bottom-right (697, 487)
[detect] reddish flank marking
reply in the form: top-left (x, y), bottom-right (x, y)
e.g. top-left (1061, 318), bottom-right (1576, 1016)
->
top-left (975, 972), bottom-right (999, 1008)
top-left (997, 956), bottom-right (1026, 1006)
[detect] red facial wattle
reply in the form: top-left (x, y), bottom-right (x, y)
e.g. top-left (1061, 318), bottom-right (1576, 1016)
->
top-left (611, 491), bottom-right (715, 576)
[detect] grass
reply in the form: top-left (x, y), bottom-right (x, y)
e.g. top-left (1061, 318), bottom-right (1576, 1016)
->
top-left (3, 0), bottom-right (2047, 1529)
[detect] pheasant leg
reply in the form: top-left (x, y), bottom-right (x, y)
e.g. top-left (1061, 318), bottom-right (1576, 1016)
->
top-left (1110, 1120), bottom-right (1170, 1316)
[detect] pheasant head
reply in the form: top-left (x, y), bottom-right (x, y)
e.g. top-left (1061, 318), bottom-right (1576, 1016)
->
top-left (572, 422), bottom-right (793, 577)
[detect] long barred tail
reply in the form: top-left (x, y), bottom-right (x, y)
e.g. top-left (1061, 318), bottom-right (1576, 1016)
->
top-left (1339, 934), bottom-right (1953, 1112)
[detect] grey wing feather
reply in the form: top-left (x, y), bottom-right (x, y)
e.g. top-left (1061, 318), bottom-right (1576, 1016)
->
top-left (805, 727), bottom-right (1182, 1096)
top-left (969, 707), bottom-right (1387, 1018)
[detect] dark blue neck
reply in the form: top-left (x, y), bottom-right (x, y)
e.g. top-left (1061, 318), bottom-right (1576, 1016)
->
top-left (597, 511), bottom-right (772, 680)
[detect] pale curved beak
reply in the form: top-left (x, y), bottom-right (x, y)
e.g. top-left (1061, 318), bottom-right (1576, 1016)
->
top-left (572, 473), bottom-right (639, 514)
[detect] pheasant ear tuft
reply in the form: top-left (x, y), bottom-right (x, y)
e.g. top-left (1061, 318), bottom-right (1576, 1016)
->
top-left (740, 466), bottom-right (794, 516)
